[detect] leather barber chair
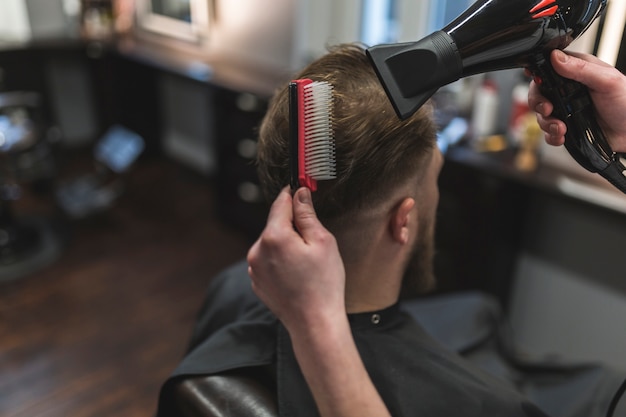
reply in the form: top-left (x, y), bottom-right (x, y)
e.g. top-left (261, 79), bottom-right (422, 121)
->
top-left (164, 284), bottom-right (626, 417)
top-left (162, 259), bottom-right (626, 417)
top-left (171, 368), bottom-right (278, 417)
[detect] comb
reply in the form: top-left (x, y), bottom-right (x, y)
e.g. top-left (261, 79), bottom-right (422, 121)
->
top-left (289, 79), bottom-right (336, 191)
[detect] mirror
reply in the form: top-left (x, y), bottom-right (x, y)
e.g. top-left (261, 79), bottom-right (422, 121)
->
top-left (136, 0), bottom-right (210, 42)
top-left (151, 0), bottom-right (192, 23)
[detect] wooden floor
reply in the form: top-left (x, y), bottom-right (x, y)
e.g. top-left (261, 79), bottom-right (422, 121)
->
top-left (0, 154), bottom-right (253, 417)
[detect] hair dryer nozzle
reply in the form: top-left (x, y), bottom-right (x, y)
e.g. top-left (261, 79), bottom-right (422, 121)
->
top-left (367, 31), bottom-right (462, 119)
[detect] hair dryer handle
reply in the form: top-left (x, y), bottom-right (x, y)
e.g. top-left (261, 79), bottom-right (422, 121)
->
top-left (532, 56), bottom-right (626, 194)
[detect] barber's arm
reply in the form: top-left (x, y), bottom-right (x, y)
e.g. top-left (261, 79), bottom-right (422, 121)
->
top-left (529, 49), bottom-right (626, 153)
top-left (247, 187), bottom-right (392, 417)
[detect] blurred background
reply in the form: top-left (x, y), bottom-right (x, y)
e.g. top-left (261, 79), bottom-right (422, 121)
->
top-left (1, 1), bottom-right (626, 416)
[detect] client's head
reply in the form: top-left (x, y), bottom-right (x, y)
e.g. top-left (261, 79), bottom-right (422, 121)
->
top-left (257, 43), bottom-right (440, 297)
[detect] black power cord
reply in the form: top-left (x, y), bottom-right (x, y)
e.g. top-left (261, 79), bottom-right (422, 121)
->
top-left (607, 377), bottom-right (626, 417)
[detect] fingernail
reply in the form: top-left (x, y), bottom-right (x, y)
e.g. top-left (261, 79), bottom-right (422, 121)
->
top-left (297, 188), bottom-right (312, 205)
top-left (549, 123), bottom-right (559, 136)
top-left (535, 102), bottom-right (544, 114)
top-left (554, 50), bottom-right (567, 63)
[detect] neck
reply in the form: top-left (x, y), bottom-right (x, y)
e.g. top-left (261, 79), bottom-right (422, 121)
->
top-left (333, 184), bottom-right (421, 314)
top-left (342, 240), bottom-right (406, 314)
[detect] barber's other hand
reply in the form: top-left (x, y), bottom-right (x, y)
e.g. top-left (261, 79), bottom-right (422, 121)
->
top-left (247, 187), bottom-right (346, 330)
top-left (528, 50), bottom-right (626, 153)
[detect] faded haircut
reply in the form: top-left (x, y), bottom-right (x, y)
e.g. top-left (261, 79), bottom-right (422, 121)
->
top-left (256, 43), bottom-right (437, 228)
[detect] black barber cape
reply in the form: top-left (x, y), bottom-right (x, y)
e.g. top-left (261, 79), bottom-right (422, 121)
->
top-left (157, 261), bottom-right (555, 417)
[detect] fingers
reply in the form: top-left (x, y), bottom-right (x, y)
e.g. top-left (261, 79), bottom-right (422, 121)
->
top-left (550, 50), bottom-right (615, 93)
top-left (255, 186), bottom-right (297, 248)
top-left (528, 50), bottom-right (612, 112)
top-left (562, 50), bottom-right (613, 68)
top-left (292, 187), bottom-right (323, 243)
top-left (247, 186), bottom-right (324, 272)
top-left (266, 186), bottom-right (294, 228)
top-left (536, 111), bottom-right (567, 146)
top-left (246, 185), bottom-right (345, 326)
top-left (528, 79), bottom-right (567, 145)
top-left (247, 186), bottom-right (294, 272)
top-left (542, 126), bottom-right (566, 146)
top-left (528, 79), bottom-right (552, 117)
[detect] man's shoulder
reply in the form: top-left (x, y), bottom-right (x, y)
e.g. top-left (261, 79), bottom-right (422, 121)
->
top-left (186, 260), bottom-right (267, 348)
top-left (170, 260), bottom-right (278, 378)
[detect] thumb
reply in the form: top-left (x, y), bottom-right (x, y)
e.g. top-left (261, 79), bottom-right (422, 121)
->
top-left (551, 50), bottom-right (612, 92)
top-left (292, 187), bottom-right (323, 240)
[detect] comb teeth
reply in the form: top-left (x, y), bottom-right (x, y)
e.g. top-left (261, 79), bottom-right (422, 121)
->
top-left (302, 81), bottom-right (336, 181)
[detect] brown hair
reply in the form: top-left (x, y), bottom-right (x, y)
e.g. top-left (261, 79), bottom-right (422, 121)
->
top-left (257, 43), bottom-right (437, 228)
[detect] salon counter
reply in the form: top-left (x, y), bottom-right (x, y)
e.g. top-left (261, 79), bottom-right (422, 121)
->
top-left (0, 34), bottom-right (288, 96)
top-left (435, 144), bottom-right (626, 309)
top-left (444, 145), bottom-right (626, 216)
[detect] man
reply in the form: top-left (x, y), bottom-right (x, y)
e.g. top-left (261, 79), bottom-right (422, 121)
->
top-left (247, 43), bottom-right (445, 416)
top-left (245, 43), bottom-right (547, 416)
top-left (158, 44), bottom-right (619, 417)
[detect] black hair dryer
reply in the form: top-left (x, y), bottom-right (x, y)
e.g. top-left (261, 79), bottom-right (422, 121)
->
top-left (367, 0), bottom-right (626, 194)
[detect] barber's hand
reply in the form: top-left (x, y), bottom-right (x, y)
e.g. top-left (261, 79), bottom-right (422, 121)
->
top-left (247, 187), bottom-right (346, 330)
top-left (528, 49), bottom-right (626, 153)
top-left (249, 188), bottom-right (391, 417)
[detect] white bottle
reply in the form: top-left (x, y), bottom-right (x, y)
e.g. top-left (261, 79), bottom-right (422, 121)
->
top-left (508, 81), bottom-right (531, 145)
top-left (470, 76), bottom-right (499, 142)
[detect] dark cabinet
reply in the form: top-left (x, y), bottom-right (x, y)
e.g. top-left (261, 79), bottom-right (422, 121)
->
top-left (214, 87), bottom-right (269, 239)
top-left (0, 39), bottom-right (276, 239)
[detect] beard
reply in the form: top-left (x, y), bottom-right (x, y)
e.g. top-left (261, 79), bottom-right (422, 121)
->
top-left (399, 217), bottom-right (436, 299)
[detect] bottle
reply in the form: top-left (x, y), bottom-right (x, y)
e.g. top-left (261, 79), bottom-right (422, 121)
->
top-left (81, 0), bottom-right (114, 39)
top-left (508, 74), bottom-right (531, 145)
top-left (470, 75), bottom-right (499, 143)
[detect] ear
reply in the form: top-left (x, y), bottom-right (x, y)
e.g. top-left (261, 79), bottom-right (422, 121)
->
top-left (389, 197), bottom-right (416, 245)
